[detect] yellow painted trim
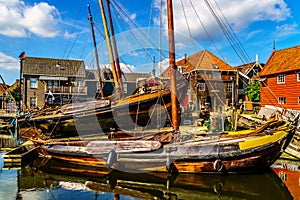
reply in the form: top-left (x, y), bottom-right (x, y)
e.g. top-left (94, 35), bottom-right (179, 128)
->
top-left (239, 130), bottom-right (288, 150)
top-left (113, 90), bottom-right (170, 107)
top-left (228, 129), bottom-right (253, 135)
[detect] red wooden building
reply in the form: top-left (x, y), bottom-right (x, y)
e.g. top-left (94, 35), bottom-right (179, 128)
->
top-left (260, 45), bottom-right (300, 111)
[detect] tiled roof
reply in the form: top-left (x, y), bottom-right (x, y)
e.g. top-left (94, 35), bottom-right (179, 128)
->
top-left (0, 84), bottom-right (7, 93)
top-left (260, 45), bottom-right (300, 76)
top-left (160, 50), bottom-right (234, 78)
top-left (177, 50), bottom-right (234, 71)
top-left (22, 57), bottom-right (85, 77)
top-left (235, 62), bottom-right (255, 74)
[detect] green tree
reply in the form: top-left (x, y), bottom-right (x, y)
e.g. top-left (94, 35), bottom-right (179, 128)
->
top-left (246, 81), bottom-right (260, 102)
top-left (6, 87), bottom-right (21, 102)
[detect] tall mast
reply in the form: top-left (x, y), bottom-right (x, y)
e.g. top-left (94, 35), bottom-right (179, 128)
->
top-left (105, 0), bottom-right (124, 94)
top-left (167, 0), bottom-right (179, 131)
top-left (98, 0), bottom-right (120, 96)
top-left (87, 3), bottom-right (104, 98)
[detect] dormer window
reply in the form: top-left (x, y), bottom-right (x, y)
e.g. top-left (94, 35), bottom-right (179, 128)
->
top-left (297, 72), bottom-right (300, 82)
top-left (178, 66), bottom-right (183, 73)
top-left (212, 64), bottom-right (218, 69)
top-left (277, 74), bottom-right (285, 84)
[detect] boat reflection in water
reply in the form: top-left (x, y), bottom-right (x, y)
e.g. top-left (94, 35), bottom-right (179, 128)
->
top-left (16, 157), bottom-right (293, 200)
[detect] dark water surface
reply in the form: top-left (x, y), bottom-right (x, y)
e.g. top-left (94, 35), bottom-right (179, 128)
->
top-left (0, 151), bottom-right (296, 200)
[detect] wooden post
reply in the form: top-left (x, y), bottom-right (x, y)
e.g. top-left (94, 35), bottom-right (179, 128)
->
top-left (105, 0), bottom-right (124, 94)
top-left (98, 0), bottom-right (120, 96)
top-left (87, 3), bottom-right (104, 98)
top-left (167, 0), bottom-right (179, 131)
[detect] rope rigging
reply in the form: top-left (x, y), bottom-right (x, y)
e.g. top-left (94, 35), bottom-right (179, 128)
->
top-left (203, 0), bottom-right (250, 65)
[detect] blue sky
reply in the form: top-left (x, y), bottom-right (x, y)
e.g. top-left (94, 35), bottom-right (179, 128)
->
top-left (0, 0), bottom-right (299, 85)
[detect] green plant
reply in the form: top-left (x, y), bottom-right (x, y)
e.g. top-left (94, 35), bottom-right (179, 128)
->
top-left (246, 81), bottom-right (260, 102)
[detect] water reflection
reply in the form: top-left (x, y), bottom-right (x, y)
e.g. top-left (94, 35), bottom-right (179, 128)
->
top-left (13, 157), bottom-right (292, 200)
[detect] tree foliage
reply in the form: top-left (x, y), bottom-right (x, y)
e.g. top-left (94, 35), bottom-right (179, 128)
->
top-left (246, 81), bottom-right (260, 102)
top-left (6, 87), bottom-right (21, 102)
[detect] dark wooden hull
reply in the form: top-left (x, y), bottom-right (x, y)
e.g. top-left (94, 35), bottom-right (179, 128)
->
top-left (35, 120), bottom-right (296, 174)
top-left (28, 157), bottom-right (292, 200)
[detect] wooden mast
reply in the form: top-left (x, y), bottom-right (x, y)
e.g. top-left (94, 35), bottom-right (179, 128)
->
top-left (98, 0), bottom-right (120, 96)
top-left (87, 3), bottom-right (104, 98)
top-left (105, 0), bottom-right (124, 94)
top-left (167, 0), bottom-right (179, 131)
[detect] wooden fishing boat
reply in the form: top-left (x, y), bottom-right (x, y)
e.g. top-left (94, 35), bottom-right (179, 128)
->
top-left (3, 141), bottom-right (39, 169)
top-left (33, 115), bottom-right (298, 173)
top-left (18, 76), bottom-right (188, 138)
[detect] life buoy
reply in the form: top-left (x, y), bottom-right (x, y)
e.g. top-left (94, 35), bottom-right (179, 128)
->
top-left (213, 181), bottom-right (224, 194)
top-left (213, 159), bottom-right (223, 172)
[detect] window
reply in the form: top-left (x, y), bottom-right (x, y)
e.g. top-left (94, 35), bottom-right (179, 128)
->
top-left (54, 81), bottom-right (58, 88)
top-left (226, 83), bottom-right (233, 92)
top-left (297, 72), bottom-right (300, 82)
top-left (277, 74), bottom-right (285, 84)
top-left (178, 66), bottom-right (183, 73)
top-left (212, 71), bottom-right (221, 80)
top-left (197, 83), bottom-right (205, 91)
top-left (278, 97), bottom-right (286, 104)
top-left (77, 80), bottom-right (82, 87)
top-left (30, 97), bottom-right (37, 108)
top-left (30, 78), bottom-right (37, 88)
top-left (298, 96), bottom-right (300, 104)
top-left (123, 83), bottom-right (128, 93)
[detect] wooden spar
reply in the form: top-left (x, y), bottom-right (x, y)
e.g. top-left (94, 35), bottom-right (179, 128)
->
top-left (167, 0), bottom-right (179, 131)
top-left (105, 0), bottom-right (124, 94)
top-left (98, 0), bottom-right (120, 93)
top-left (87, 3), bottom-right (104, 98)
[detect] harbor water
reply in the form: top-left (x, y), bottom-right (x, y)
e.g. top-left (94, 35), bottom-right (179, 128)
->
top-left (0, 151), bottom-right (299, 200)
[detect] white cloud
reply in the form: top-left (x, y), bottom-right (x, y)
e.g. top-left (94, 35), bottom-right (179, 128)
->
top-left (157, 58), bottom-right (169, 73)
top-left (175, 42), bottom-right (186, 50)
top-left (64, 30), bottom-right (77, 39)
top-left (130, 13), bottom-right (137, 20)
top-left (128, 51), bottom-right (139, 57)
top-left (153, 0), bottom-right (291, 41)
top-left (275, 23), bottom-right (299, 36)
top-left (0, 52), bottom-right (19, 71)
top-left (0, 0), bottom-right (60, 38)
top-left (119, 63), bottom-right (136, 73)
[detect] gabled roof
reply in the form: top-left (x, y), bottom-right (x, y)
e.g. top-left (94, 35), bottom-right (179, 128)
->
top-left (260, 45), bottom-right (300, 76)
top-left (177, 50), bottom-right (234, 71)
top-left (22, 57), bottom-right (85, 77)
top-left (160, 50), bottom-right (234, 78)
top-left (0, 84), bottom-right (7, 94)
top-left (235, 61), bottom-right (264, 77)
top-left (9, 80), bottom-right (20, 90)
top-left (235, 62), bottom-right (255, 74)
